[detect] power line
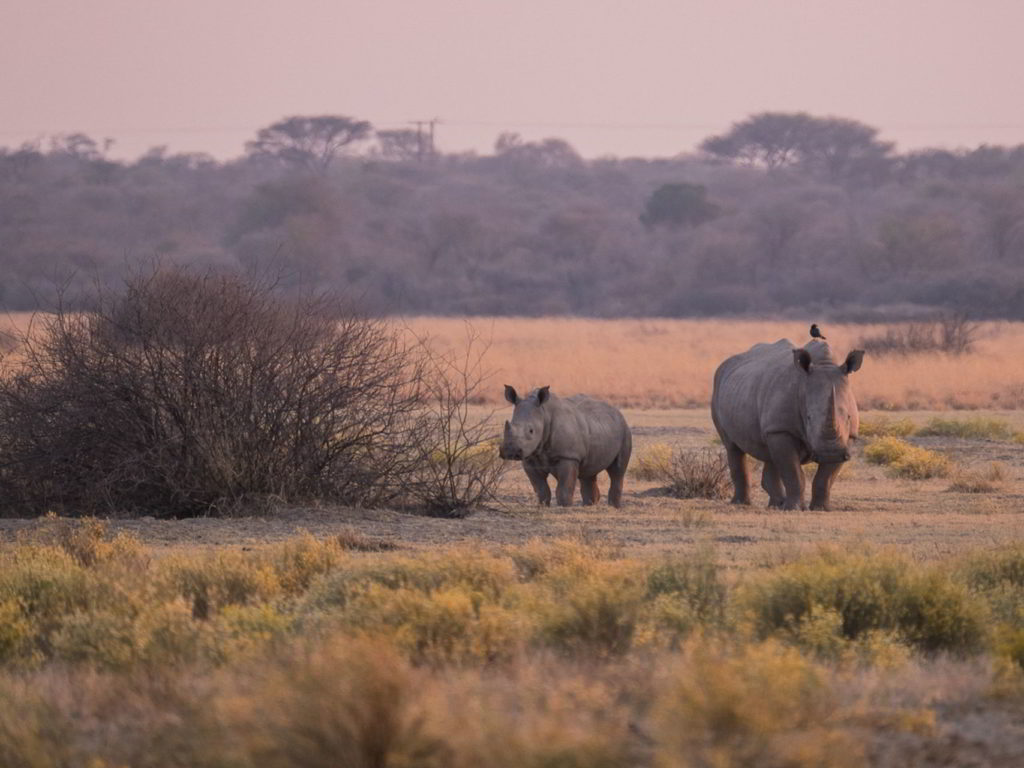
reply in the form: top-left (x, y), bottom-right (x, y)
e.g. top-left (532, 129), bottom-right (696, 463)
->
top-left (408, 118), bottom-right (440, 161)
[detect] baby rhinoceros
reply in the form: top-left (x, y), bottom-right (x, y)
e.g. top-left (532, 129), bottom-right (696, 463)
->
top-left (498, 385), bottom-right (632, 508)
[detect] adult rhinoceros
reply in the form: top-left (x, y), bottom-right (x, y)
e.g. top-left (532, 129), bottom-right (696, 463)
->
top-left (498, 385), bottom-right (632, 507)
top-left (711, 339), bottom-right (864, 511)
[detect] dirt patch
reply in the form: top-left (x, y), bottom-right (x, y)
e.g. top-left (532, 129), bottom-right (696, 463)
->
top-left (2, 409), bottom-right (1023, 563)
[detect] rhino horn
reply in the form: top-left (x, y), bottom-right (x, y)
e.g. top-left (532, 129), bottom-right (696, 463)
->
top-left (827, 386), bottom-right (840, 438)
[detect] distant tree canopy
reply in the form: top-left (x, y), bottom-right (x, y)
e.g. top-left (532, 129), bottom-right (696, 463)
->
top-left (246, 115), bottom-right (372, 173)
top-left (641, 183), bottom-right (719, 229)
top-left (2, 110), bottom-right (1024, 319)
top-left (701, 112), bottom-right (894, 183)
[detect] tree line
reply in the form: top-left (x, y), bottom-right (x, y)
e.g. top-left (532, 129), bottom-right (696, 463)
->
top-left (2, 111), bottom-right (1023, 318)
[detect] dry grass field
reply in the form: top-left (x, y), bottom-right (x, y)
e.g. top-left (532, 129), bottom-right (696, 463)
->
top-left (404, 316), bottom-right (1024, 409)
top-left (3, 407), bottom-right (1021, 563)
top-left (8, 311), bottom-right (1024, 409)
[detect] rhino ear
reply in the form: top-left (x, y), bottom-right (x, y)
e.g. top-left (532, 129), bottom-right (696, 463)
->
top-left (536, 385), bottom-right (551, 404)
top-left (504, 385), bottom-right (519, 405)
top-left (793, 349), bottom-right (812, 373)
top-left (842, 350), bottom-right (865, 374)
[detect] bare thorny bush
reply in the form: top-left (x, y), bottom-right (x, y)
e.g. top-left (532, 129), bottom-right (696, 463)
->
top-left (402, 325), bottom-right (507, 517)
top-left (858, 311), bottom-right (980, 357)
top-left (0, 268), bottom-right (502, 517)
top-left (664, 448), bottom-right (730, 500)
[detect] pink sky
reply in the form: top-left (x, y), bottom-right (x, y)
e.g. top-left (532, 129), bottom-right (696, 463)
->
top-left (2, 0), bottom-right (1023, 160)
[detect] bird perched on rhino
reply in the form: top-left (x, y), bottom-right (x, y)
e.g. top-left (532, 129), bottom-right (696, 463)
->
top-left (809, 323), bottom-right (827, 340)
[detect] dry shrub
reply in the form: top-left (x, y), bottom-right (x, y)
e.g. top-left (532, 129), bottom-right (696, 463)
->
top-left (16, 514), bottom-right (146, 569)
top-left (858, 312), bottom-right (980, 357)
top-left (0, 267), bottom-right (425, 517)
top-left (918, 416), bottom-right (1014, 440)
top-left (434, 665), bottom-right (632, 768)
top-left (265, 533), bottom-right (346, 593)
top-left (238, 638), bottom-right (448, 768)
top-left (948, 462), bottom-right (1008, 493)
top-left (403, 325), bottom-right (506, 517)
top-left (631, 442), bottom-right (673, 481)
top-left (335, 528), bottom-right (400, 553)
top-left (863, 437), bottom-right (952, 479)
top-left (655, 640), bottom-right (864, 768)
top-left (664, 448), bottom-right (730, 499)
top-left (859, 416), bottom-right (917, 438)
top-left (162, 551), bottom-right (281, 620)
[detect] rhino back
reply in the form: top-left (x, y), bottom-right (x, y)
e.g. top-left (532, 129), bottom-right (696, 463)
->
top-left (712, 339), bottom-right (803, 458)
top-left (547, 395), bottom-right (629, 476)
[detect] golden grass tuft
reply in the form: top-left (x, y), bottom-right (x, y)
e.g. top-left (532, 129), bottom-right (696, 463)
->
top-left (863, 437), bottom-right (953, 479)
top-left (859, 416), bottom-right (917, 438)
top-left (631, 442), bottom-right (674, 481)
top-left (948, 462), bottom-right (1009, 493)
top-left (632, 443), bottom-right (730, 499)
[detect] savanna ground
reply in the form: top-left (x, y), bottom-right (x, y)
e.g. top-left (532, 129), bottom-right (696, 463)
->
top-left (3, 315), bottom-right (1024, 766)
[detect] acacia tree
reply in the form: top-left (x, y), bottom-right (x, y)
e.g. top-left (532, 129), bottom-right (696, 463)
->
top-left (246, 115), bottom-right (372, 173)
top-left (701, 112), bottom-right (814, 170)
top-left (701, 112), bottom-right (892, 183)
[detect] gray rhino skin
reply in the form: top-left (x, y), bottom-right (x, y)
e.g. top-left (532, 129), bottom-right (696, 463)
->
top-left (711, 339), bottom-right (864, 511)
top-left (499, 386), bottom-right (632, 507)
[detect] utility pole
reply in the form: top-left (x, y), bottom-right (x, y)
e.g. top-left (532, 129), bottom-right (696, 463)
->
top-left (409, 118), bottom-right (440, 161)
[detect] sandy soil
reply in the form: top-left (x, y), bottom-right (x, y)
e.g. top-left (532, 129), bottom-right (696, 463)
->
top-left (3, 408), bottom-right (1022, 565)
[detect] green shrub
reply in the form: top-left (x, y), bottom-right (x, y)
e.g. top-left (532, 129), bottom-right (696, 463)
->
top-left (303, 550), bottom-right (516, 616)
top-left (961, 545), bottom-right (1024, 592)
top-left (918, 416), bottom-right (1014, 440)
top-left (49, 610), bottom-right (137, 668)
top-left (736, 549), bottom-right (987, 655)
top-left (339, 584), bottom-right (526, 664)
top-left (859, 416), bottom-right (917, 438)
top-left (959, 545), bottom-right (1024, 627)
top-left (535, 570), bottom-right (643, 658)
top-left (645, 554), bottom-right (727, 635)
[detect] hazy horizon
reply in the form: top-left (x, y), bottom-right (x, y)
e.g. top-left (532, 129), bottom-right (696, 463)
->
top-left (3, 0), bottom-right (1024, 160)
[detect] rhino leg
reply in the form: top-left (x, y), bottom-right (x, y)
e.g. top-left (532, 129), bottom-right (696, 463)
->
top-left (724, 443), bottom-right (751, 505)
top-left (760, 462), bottom-right (785, 508)
top-left (607, 466), bottom-right (625, 508)
top-left (810, 463), bottom-right (842, 511)
top-left (606, 434), bottom-right (631, 508)
top-left (524, 464), bottom-right (552, 506)
top-left (765, 433), bottom-right (806, 510)
top-left (580, 476), bottom-right (601, 505)
top-left (553, 460), bottom-right (579, 507)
